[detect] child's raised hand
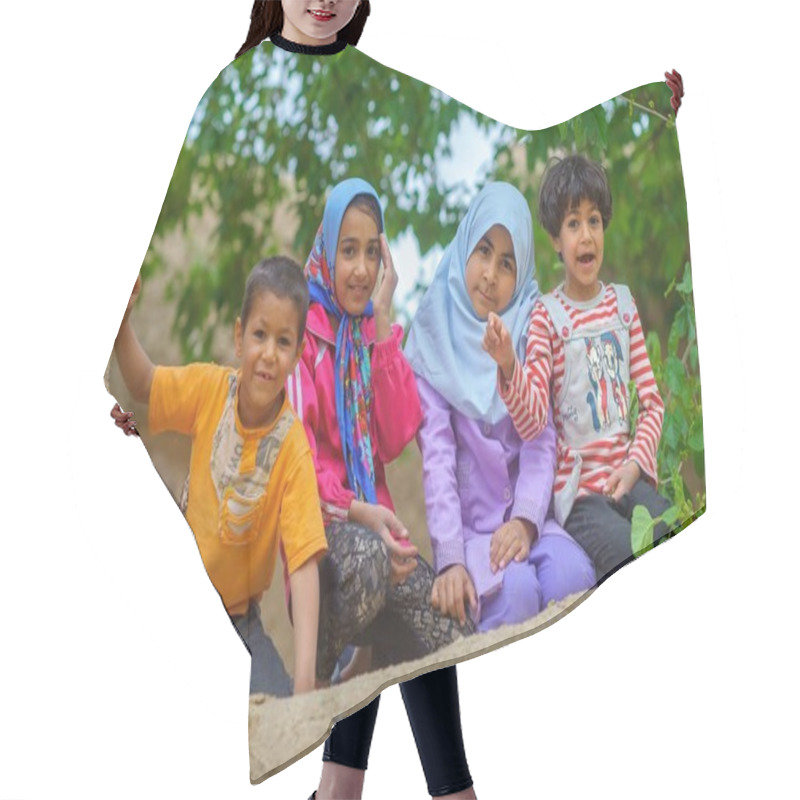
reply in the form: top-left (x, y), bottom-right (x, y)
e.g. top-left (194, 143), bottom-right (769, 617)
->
top-left (430, 564), bottom-right (477, 626)
top-left (372, 233), bottom-right (398, 320)
top-left (489, 518), bottom-right (537, 574)
top-left (121, 274), bottom-right (142, 325)
top-left (603, 461), bottom-right (641, 502)
top-left (482, 312), bottom-right (516, 381)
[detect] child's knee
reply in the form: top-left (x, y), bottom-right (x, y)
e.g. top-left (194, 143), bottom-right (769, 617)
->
top-left (478, 562), bottom-right (542, 632)
top-left (534, 527), bottom-right (596, 603)
top-left (351, 527), bottom-right (391, 620)
top-left (340, 523), bottom-right (391, 583)
top-left (361, 529), bottom-right (391, 586)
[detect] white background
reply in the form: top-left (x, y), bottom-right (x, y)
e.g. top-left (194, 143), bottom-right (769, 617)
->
top-left (1, 1), bottom-right (797, 798)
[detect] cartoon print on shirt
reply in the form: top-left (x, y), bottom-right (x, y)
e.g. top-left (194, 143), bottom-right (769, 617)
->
top-left (601, 330), bottom-right (629, 424)
top-left (585, 338), bottom-right (610, 431)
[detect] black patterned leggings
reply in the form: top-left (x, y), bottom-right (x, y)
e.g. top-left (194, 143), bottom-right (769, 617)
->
top-left (316, 520), bottom-right (474, 681)
top-left (323, 665), bottom-right (474, 797)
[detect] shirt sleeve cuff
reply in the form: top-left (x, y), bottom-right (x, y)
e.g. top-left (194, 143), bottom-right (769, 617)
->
top-left (628, 453), bottom-right (657, 486)
top-left (510, 497), bottom-right (543, 540)
top-left (371, 324), bottom-right (402, 370)
top-left (321, 498), bottom-right (352, 524)
top-left (498, 358), bottom-right (522, 400)
top-left (432, 538), bottom-right (467, 575)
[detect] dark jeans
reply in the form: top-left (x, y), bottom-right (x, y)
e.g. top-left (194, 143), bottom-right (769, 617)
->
top-left (231, 601), bottom-right (292, 697)
top-left (565, 478), bottom-right (671, 583)
top-left (323, 666), bottom-right (473, 798)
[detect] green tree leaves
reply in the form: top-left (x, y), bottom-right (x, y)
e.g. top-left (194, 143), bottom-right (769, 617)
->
top-left (141, 46), bottom-right (704, 526)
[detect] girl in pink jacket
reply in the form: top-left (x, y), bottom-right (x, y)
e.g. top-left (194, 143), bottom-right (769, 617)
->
top-left (285, 178), bottom-right (473, 676)
top-left (287, 177), bottom-right (475, 800)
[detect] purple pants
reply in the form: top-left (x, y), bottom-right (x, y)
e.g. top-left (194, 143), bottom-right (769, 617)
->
top-left (478, 521), bottom-right (595, 633)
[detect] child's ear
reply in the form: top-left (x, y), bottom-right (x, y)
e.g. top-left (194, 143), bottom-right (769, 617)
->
top-left (234, 317), bottom-right (243, 358)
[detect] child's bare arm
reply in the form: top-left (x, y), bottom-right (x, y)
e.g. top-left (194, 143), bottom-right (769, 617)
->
top-left (288, 557), bottom-right (321, 694)
top-left (114, 275), bottom-right (155, 403)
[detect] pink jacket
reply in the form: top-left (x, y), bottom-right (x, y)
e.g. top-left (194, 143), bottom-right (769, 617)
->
top-left (286, 302), bottom-right (423, 524)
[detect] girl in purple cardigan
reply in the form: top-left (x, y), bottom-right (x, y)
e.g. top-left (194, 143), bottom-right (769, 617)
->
top-left (405, 182), bottom-right (595, 632)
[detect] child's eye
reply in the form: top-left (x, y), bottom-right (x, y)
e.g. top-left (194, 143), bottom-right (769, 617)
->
top-left (279, 337), bottom-right (292, 347)
top-left (567, 219), bottom-right (579, 229)
top-left (368, 245), bottom-right (380, 259)
top-left (342, 245), bottom-right (355, 257)
top-left (502, 259), bottom-right (514, 272)
top-left (590, 215), bottom-right (601, 226)
top-left (253, 329), bottom-right (265, 339)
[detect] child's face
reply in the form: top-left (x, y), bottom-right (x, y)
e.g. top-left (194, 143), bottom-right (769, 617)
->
top-left (281, 0), bottom-right (360, 45)
top-left (234, 290), bottom-right (304, 428)
top-left (464, 224), bottom-right (517, 319)
top-left (334, 205), bottom-right (381, 316)
top-left (551, 197), bottom-right (604, 301)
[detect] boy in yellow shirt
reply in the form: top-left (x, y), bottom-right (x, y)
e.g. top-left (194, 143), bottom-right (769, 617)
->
top-left (114, 256), bottom-right (328, 696)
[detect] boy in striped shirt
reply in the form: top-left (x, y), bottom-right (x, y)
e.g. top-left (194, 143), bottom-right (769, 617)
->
top-left (483, 155), bottom-right (670, 581)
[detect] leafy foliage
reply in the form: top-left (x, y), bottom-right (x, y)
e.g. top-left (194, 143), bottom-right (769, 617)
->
top-left (140, 45), bottom-right (704, 528)
top-left (631, 504), bottom-right (682, 557)
top-left (144, 49), bottom-right (686, 359)
top-left (647, 262), bottom-right (705, 516)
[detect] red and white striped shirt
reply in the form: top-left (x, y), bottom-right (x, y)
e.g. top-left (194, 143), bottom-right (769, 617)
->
top-left (500, 284), bottom-right (664, 501)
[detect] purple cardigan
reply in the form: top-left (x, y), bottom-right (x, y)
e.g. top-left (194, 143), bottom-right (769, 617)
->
top-left (416, 376), bottom-right (565, 600)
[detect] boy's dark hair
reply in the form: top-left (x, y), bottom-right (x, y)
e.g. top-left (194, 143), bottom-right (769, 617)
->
top-left (240, 256), bottom-right (310, 342)
top-left (346, 192), bottom-right (384, 234)
top-left (538, 155), bottom-right (613, 238)
top-left (236, 1), bottom-right (371, 59)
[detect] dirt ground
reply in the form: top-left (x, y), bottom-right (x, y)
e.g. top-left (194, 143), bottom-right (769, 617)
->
top-left (247, 589), bottom-right (591, 783)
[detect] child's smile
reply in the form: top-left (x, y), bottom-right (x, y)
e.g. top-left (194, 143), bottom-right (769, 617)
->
top-left (334, 205), bottom-right (381, 316)
top-left (465, 224), bottom-right (517, 319)
top-left (281, 1), bottom-right (360, 45)
top-left (308, 8), bottom-right (334, 22)
top-left (552, 197), bottom-right (605, 302)
top-left (235, 290), bottom-right (303, 429)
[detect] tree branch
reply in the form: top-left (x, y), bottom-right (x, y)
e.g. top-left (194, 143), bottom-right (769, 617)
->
top-left (622, 96), bottom-right (673, 124)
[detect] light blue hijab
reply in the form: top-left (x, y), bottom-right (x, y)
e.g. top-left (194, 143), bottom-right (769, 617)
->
top-left (405, 182), bottom-right (538, 424)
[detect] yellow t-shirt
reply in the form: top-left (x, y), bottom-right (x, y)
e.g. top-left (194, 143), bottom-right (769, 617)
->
top-left (149, 363), bottom-right (327, 617)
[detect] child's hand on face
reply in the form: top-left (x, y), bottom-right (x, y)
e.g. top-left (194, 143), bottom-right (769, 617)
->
top-left (351, 500), bottom-right (419, 586)
top-left (431, 564), bottom-right (477, 626)
top-left (482, 312), bottom-right (516, 382)
top-left (603, 461), bottom-right (641, 502)
top-left (489, 518), bottom-right (537, 574)
top-left (372, 233), bottom-right (398, 320)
